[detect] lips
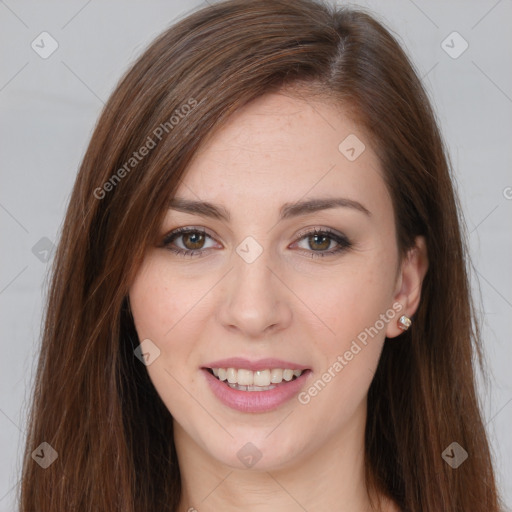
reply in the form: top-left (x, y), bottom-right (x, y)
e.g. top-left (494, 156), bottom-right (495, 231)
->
top-left (201, 358), bottom-right (312, 413)
top-left (203, 357), bottom-right (310, 372)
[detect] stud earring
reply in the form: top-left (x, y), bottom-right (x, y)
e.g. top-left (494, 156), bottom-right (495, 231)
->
top-left (398, 315), bottom-right (412, 331)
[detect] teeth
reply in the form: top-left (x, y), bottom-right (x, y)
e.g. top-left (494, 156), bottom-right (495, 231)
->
top-left (238, 369), bottom-right (253, 386)
top-left (253, 370), bottom-right (270, 386)
top-left (283, 369), bottom-right (294, 381)
top-left (227, 368), bottom-right (237, 384)
top-left (270, 369), bottom-right (283, 383)
top-left (228, 383), bottom-right (276, 392)
top-left (211, 367), bottom-right (304, 386)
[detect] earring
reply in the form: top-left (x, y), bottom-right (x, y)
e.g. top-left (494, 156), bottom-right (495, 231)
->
top-left (398, 315), bottom-right (412, 331)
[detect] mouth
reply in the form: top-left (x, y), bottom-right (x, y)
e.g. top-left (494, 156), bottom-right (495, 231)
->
top-left (201, 358), bottom-right (312, 412)
top-left (204, 367), bottom-right (307, 391)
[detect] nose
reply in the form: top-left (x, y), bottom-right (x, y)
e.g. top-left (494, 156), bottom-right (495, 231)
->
top-left (216, 250), bottom-right (293, 339)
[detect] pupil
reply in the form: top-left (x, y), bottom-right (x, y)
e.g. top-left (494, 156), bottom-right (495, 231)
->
top-left (310, 234), bottom-right (329, 251)
top-left (184, 232), bottom-right (204, 250)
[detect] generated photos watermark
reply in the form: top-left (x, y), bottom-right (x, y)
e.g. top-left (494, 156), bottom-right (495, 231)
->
top-left (94, 98), bottom-right (198, 200)
top-left (298, 302), bottom-right (403, 405)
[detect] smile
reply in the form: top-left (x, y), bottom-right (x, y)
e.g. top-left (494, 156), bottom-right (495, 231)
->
top-left (207, 367), bottom-right (304, 391)
top-left (202, 360), bottom-right (312, 413)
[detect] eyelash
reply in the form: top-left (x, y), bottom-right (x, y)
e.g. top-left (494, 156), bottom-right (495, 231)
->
top-left (161, 226), bottom-right (352, 259)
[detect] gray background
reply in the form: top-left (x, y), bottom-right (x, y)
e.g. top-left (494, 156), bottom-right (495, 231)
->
top-left (1, 0), bottom-right (511, 510)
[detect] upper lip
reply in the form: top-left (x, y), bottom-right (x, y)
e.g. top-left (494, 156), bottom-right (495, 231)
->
top-left (203, 357), bottom-right (310, 372)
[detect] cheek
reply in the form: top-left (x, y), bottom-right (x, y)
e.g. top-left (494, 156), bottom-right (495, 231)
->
top-left (129, 253), bottom-right (208, 343)
top-left (128, 254), bottom-right (214, 416)
top-left (292, 249), bottom-right (396, 417)
top-left (296, 249), bottom-right (397, 347)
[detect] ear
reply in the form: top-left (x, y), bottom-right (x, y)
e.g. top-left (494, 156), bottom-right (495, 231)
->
top-left (386, 236), bottom-right (429, 338)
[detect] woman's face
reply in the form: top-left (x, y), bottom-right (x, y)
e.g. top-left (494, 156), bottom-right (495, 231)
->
top-left (129, 91), bottom-right (421, 471)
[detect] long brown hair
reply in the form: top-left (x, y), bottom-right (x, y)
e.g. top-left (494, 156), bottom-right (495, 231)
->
top-left (19, 0), bottom-right (503, 510)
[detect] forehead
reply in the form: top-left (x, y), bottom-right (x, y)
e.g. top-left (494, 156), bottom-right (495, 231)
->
top-left (175, 91), bottom-right (390, 220)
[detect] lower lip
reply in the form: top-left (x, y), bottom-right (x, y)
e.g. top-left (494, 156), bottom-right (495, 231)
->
top-left (202, 369), bottom-right (311, 413)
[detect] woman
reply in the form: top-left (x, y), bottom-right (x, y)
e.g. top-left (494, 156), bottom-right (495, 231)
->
top-left (19, 0), bottom-right (504, 510)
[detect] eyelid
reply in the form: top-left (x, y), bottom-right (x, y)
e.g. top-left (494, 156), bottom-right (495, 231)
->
top-left (161, 225), bottom-right (352, 258)
top-left (290, 226), bottom-right (352, 254)
top-left (294, 225), bottom-right (347, 241)
top-left (162, 225), bottom-right (347, 245)
top-left (161, 226), bottom-right (217, 245)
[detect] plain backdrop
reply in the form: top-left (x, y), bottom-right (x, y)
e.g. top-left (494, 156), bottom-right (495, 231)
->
top-left (1, 0), bottom-right (511, 510)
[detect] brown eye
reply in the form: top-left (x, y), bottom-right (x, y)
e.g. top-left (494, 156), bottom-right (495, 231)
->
top-left (162, 227), bottom-right (218, 257)
top-left (181, 232), bottom-right (206, 250)
top-left (307, 233), bottom-right (331, 251)
top-left (294, 228), bottom-right (352, 258)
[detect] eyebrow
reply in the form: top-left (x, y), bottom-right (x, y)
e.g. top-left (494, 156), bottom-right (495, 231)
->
top-left (168, 196), bottom-right (371, 222)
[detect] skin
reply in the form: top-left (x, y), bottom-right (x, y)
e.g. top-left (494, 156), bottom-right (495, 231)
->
top-left (129, 90), bottom-right (428, 512)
